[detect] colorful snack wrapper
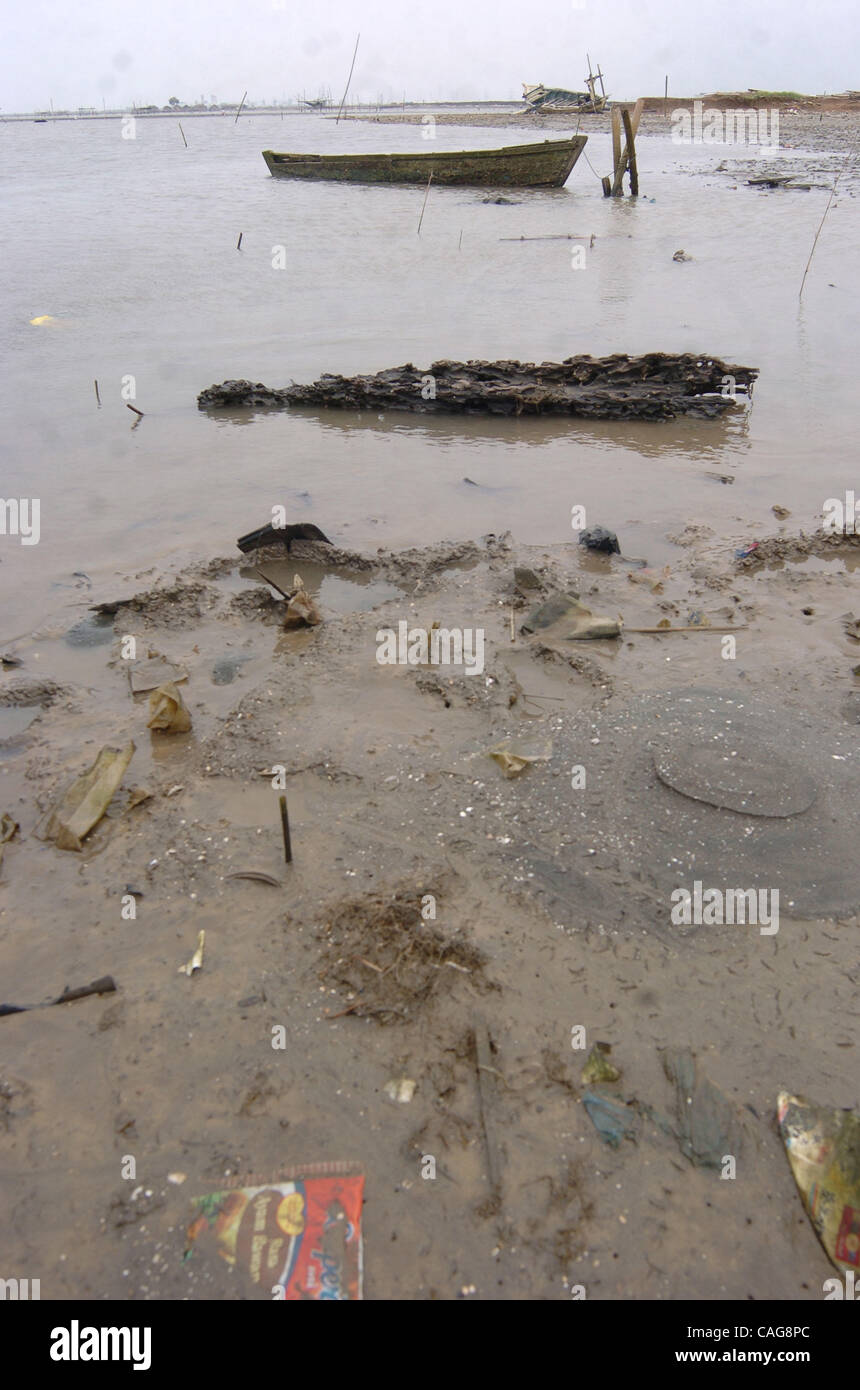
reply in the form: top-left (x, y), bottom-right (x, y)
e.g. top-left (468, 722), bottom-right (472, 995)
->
top-left (186, 1163), bottom-right (364, 1299)
top-left (778, 1091), bottom-right (860, 1274)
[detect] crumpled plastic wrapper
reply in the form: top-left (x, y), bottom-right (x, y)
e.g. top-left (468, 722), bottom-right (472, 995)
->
top-left (284, 573), bottom-right (322, 630)
top-left (147, 681), bottom-right (192, 733)
top-left (488, 736), bottom-right (552, 778)
top-left (778, 1090), bottom-right (860, 1274)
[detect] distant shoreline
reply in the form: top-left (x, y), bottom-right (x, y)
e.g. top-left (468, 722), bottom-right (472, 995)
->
top-left (6, 92), bottom-right (860, 122)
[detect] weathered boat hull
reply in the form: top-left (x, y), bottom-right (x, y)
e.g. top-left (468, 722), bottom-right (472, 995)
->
top-left (261, 137), bottom-right (588, 188)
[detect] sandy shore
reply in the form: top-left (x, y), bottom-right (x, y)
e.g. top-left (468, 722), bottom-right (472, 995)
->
top-left (1, 515), bottom-right (858, 1299)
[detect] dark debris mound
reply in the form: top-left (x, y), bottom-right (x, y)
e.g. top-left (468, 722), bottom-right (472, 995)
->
top-left (199, 353), bottom-right (759, 421)
top-left (317, 890), bottom-right (493, 1024)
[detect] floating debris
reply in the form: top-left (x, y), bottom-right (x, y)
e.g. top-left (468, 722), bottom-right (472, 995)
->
top-left (199, 354), bottom-right (758, 422)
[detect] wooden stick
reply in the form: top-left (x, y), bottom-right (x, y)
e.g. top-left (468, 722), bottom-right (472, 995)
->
top-left (624, 624), bottom-right (748, 634)
top-left (93, 379), bottom-right (101, 407)
top-left (235, 90), bottom-right (247, 124)
top-left (500, 233), bottom-right (591, 242)
top-left (622, 108), bottom-right (639, 195)
top-left (178, 121), bottom-right (187, 147)
top-left (336, 33), bottom-right (361, 123)
top-left (279, 793), bottom-right (293, 864)
top-left (417, 172), bottom-right (433, 235)
top-left (236, 231), bottom-right (243, 250)
top-left (798, 156), bottom-right (850, 298)
top-left (474, 1020), bottom-right (502, 1200)
top-left (125, 403), bottom-right (144, 418)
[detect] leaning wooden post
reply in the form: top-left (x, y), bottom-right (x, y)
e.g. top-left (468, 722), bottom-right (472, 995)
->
top-left (622, 108), bottom-right (639, 195)
top-left (611, 107), bottom-right (621, 178)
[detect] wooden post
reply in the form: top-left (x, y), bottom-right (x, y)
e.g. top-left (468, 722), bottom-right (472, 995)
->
top-left (611, 107), bottom-right (621, 175)
top-left (609, 99), bottom-right (644, 196)
top-left (622, 108), bottom-right (638, 195)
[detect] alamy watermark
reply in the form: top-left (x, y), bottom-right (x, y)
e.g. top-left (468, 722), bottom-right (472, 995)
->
top-left (671, 881), bottom-right (779, 934)
top-left (823, 490), bottom-right (858, 534)
top-left (671, 99), bottom-right (779, 148)
top-left (376, 621), bottom-right (485, 676)
top-left (0, 498), bottom-right (40, 544)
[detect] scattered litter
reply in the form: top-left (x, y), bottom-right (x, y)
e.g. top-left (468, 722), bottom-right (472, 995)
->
top-left (284, 573), bottom-right (322, 629)
top-left (735, 542), bottom-right (759, 559)
top-left (0, 653), bottom-right (23, 668)
top-left (225, 870), bottom-right (281, 886)
top-left (660, 1047), bottom-right (743, 1169)
top-left (147, 682), bottom-right (192, 733)
top-left (185, 1165), bottom-right (364, 1299)
top-left (0, 813), bottom-right (19, 872)
top-left (488, 736), bottom-right (552, 778)
top-left (672, 249), bottom-right (692, 261)
top-left (126, 787), bottom-right (152, 810)
top-left (583, 1088), bottom-right (638, 1148)
top-left (384, 1076), bottom-right (417, 1103)
top-left (581, 1041), bottom-right (621, 1086)
top-left (578, 526), bottom-right (620, 554)
top-left (178, 930), bottom-right (205, 976)
top-left (166, 784), bottom-right (184, 797)
top-left (39, 742), bottom-right (135, 851)
top-left (128, 658), bottom-right (187, 694)
top-left (124, 885), bottom-right (144, 898)
top-left (1, 974), bottom-right (117, 1018)
top-left (772, 504), bottom-right (791, 519)
top-left (522, 591), bottom-right (621, 642)
top-left (778, 1090), bottom-right (860, 1274)
top-left (167, 1172), bottom-right (187, 1186)
top-left (236, 521), bottom-right (332, 555)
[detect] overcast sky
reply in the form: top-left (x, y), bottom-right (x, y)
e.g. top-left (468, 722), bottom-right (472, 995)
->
top-left (3, 0), bottom-right (857, 111)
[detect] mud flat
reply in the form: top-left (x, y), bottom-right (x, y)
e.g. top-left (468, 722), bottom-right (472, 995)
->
top-left (1, 522), bottom-right (858, 1299)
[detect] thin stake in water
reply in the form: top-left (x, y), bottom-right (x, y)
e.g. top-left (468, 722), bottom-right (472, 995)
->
top-left (178, 121), bottom-right (187, 148)
top-left (417, 172), bottom-right (433, 235)
top-left (235, 90), bottom-right (247, 124)
top-left (336, 33), bottom-right (360, 123)
top-left (279, 794), bottom-right (293, 864)
top-left (237, 232), bottom-right (243, 250)
top-left (94, 379), bottom-right (101, 407)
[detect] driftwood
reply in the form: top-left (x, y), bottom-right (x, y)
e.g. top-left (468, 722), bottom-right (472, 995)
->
top-left (198, 354), bottom-right (758, 422)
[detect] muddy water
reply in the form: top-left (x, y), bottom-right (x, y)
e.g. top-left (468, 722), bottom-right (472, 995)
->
top-left (1, 112), bottom-right (858, 1305)
top-left (2, 112), bottom-right (858, 639)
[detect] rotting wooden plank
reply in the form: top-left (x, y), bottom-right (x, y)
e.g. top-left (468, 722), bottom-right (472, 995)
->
top-left (622, 108), bottom-right (639, 196)
top-left (611, 106), bottom-right (621, 174)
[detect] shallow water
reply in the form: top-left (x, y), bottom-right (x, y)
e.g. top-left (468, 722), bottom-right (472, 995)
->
top-left (1, 111), bottom-right (857, 638)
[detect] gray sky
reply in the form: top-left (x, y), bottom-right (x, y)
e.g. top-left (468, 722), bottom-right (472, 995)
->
top-left (3, 0), bottom-right (857, 111)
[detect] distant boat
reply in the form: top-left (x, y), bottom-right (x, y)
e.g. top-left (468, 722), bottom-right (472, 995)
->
top-left (261, 136), bottom-right (587, 188)
top-left (523, 83), bottom-right (608, 114)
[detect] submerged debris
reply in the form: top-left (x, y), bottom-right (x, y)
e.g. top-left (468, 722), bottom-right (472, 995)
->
top-left (199, 353), bottom-right (758, 421)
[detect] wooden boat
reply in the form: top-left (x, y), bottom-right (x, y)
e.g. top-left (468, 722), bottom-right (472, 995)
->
top-left (261, 136), bottom-right (587, 188)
